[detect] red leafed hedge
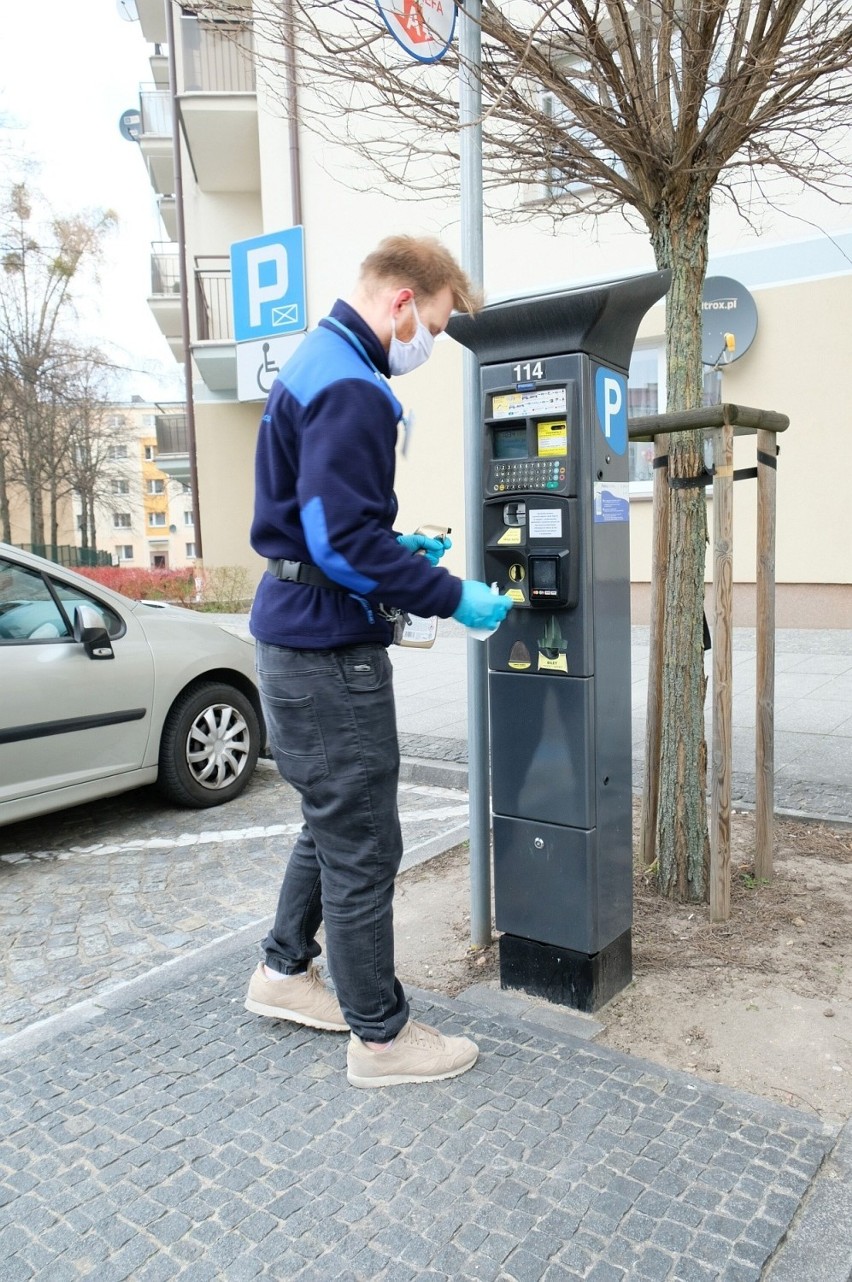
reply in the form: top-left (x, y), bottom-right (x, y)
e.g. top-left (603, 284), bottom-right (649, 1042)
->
top-left (76, 566), bottom-right (198, 604)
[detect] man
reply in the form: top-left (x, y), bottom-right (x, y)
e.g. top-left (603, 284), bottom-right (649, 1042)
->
top-left (245, 235), bottom-right (512, 1088)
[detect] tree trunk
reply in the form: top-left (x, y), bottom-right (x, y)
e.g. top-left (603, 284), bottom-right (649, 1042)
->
top-left (79, 493), bottom-right (90, 551)
top-left (29, 485), bottom-right (45, 549)
top-left (0, 448), bottom-right (11, 543)
top-left (649, 196), bottom-right (711, 902)
top-left (50, 479), bottom-right (59, 549)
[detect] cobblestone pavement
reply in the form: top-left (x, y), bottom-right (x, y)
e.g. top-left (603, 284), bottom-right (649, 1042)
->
top-left (2, 620), bottom-right (850, 1280)
top-left (0, 764), bottom-right (468, 1039)
top-left (0, 946), bottom-right (839, 1282)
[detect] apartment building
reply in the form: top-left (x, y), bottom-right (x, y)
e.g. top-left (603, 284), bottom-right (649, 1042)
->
top-left (91, 400), bottom-right (196, 570)
top-left (129, 2), bottom-right (852, 625)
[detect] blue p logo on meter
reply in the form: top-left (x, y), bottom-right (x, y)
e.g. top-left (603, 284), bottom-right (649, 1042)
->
top-left (231, 228), bottom-right (306, 342)
top-left (595, 367), bottom-right (628, 454)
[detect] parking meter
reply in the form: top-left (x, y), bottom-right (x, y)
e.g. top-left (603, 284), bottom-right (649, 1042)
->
top-left (448, 270), bottom-right (670, 1012)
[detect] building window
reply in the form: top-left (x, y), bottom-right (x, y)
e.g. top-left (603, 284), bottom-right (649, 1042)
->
top-left (147, 479), bottom-right (165, 495)
top-left (144, 445), bottom-right (156, 461)
top-left (541, 91), bottom-right (626, 200)
top-left (118, 545), bottom-right (134, 560)
top-left (114, 512), bottom-right (132, 529)
top-left (186, 542), bottom-right (196, 558)
top-left (149, 512), bottom-right (167, 527)
top-left (112, 479), bottom-right (130, 495)
top-left (109, 445), bottom-right (128, 461)
top-left (184, 510), bottom-right (194, 526)
top-left (628, 345), bottom-right (723, 493)
top-left (628, 347), bottom-right (663, 489)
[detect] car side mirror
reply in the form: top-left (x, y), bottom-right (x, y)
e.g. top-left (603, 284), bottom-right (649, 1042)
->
top-left (73, 604), bottom-right (115, 660)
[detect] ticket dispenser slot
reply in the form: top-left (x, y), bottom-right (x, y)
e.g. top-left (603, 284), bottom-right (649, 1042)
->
top-left (446, 269), bottom-right (671, 1014)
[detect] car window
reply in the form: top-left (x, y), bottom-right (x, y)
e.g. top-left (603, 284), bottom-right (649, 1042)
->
top-left (0, 558), bottom-right (124, 643)
top-left (0, 559), bottom-right (71, 642)
top-left (50, 582), bottom-right (124, 638)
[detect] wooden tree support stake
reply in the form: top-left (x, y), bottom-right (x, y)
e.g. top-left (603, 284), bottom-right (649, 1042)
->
top-left (710, 417), bottom-right (734, 922)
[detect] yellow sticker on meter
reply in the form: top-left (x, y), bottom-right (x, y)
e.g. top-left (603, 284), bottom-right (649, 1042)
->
top-left (537, 420), bottom-right (567, 457)
top-left (497, 526), bottom-right (522, 545)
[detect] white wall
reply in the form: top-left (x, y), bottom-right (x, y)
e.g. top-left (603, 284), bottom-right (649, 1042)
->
top-left (177, 6), bottom-right (852, 602)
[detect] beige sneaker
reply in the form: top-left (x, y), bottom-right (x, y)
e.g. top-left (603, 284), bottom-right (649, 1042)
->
top-left (244, 962), bottom-right (348, 1032)
top-left (347, 1019), bottom-right (479, 1088)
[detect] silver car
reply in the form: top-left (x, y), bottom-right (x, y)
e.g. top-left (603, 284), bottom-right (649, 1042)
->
top-left (0, 544), bottom-right (264, 827)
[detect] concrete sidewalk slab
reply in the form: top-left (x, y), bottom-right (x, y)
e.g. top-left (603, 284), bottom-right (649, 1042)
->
top-left (391, 623), bottom-right (852, 824)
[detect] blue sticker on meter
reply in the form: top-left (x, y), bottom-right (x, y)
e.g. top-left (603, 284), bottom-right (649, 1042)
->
top-left (594, 368), bottom-right (628, 454)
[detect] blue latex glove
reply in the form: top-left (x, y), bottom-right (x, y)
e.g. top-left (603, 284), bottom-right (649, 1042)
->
top-left (452, 580), bottom-right (514, 631)
top-left (397, 532), bottom-right (451, 566)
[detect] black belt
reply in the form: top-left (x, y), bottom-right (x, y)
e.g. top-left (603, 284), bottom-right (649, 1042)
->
top-left (266, 558), bottom-right (347, 592)
top-left (267, 557), bottom-right (410, 636)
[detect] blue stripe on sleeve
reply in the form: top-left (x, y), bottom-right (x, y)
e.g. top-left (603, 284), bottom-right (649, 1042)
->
top-left (301, 496), bottom-right (379, 595)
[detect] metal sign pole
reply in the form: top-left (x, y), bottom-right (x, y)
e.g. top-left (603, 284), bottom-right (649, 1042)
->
top-left (458, 0), bottom-right (490, 948)
top-left (372, 0), bottom-right (487, 944)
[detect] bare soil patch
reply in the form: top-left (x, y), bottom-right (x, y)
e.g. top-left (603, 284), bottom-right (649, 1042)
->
top-left (393, 809), bottom-right (852, 1123)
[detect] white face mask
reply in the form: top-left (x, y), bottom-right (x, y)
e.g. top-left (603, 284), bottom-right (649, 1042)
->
top-left (388, 300), bottom-right (434, 376)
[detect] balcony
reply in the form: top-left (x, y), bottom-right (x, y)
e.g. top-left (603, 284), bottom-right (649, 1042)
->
top-left (148, 243), bottom-right (183, 361)
top-left (178, 15), bottom-right (260, 194)
top-left (155, 412), bottom-right (191, 486)
top-left (157, 195), bottom-right (178, 240)
top-left (193, 257), bottom-right (236, 393)
top-left (138, 85), bottom-right (174, 197)
top-left (149, 51), bottom-right (170, 89)
top-left (135, 0), bottom-right (168, 44)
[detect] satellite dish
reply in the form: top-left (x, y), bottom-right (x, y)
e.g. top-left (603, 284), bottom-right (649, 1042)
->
top-left (701, 276), bottom-right (758, 366)
top-left (117, 0), bottom-right (138, 20)
top-left (119, 108), bottom-right (142, 143)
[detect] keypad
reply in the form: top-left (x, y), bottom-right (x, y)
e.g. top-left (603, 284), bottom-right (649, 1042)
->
top-left (491, 460), bottom-right (566, 492)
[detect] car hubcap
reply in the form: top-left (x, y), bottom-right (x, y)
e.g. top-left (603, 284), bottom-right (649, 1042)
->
top-left (185, 703), bottom-right (251, 790)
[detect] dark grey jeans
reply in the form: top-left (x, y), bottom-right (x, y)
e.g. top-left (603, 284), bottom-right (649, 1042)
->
top-left (255, 640), bottom-right (409, 1042)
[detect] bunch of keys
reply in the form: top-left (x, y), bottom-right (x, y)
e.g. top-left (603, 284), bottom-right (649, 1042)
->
top-left (398, 524), bottom-right (451, 649)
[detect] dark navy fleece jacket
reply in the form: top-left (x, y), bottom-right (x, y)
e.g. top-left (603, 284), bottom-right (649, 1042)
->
top-left (249, 300), bottom-right (463, 649)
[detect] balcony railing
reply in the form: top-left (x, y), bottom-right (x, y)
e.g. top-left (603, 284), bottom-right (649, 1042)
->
top-left (139, 86), bottom-right (172, 136)
top-left (181, 14), bottom-right (256, 93)
top-left (155, 413), bottom-right (189, 455)
top-left (151, 243), bottom-right (181, 295)
top-left (195, 257), bottom-right (233, 341)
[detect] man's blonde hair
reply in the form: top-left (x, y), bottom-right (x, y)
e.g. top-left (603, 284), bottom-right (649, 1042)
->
top-left (359, 235), bottom-right (483, 315)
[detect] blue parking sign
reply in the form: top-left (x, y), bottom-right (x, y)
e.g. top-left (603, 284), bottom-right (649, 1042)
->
top-left (230, 228), bottom-right (306, 342)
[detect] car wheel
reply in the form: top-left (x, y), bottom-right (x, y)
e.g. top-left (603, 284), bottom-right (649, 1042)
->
top-left (157, 680), bottom-right (261, 808)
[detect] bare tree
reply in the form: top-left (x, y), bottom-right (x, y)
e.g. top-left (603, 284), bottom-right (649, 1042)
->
top-left (234, 0), bottom-right (852, 901)
top-left (60, 354), bottom-right (136, 554)
top-left (0, 182), bottom-right (117, 547)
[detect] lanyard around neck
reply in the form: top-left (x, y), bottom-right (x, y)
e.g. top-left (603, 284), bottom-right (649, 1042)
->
top-left (323, 315), bottom-right (384, 379)
top-left (323, 314), bottom-right (406, 434)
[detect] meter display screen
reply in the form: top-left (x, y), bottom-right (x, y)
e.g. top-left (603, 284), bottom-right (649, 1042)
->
top-left (493, 427), bottom-right (529, 460)
top-left (530, 558), bottom-right (558, 594)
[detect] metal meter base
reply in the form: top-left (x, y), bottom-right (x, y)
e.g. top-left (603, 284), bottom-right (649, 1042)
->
top-left (498, 929), bottom-right (632, 1014)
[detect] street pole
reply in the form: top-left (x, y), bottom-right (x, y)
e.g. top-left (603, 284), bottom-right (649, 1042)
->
top-left (458, 1), bottom-right (490, 948)
top-left (165, 0), bottom-right (203, 563)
